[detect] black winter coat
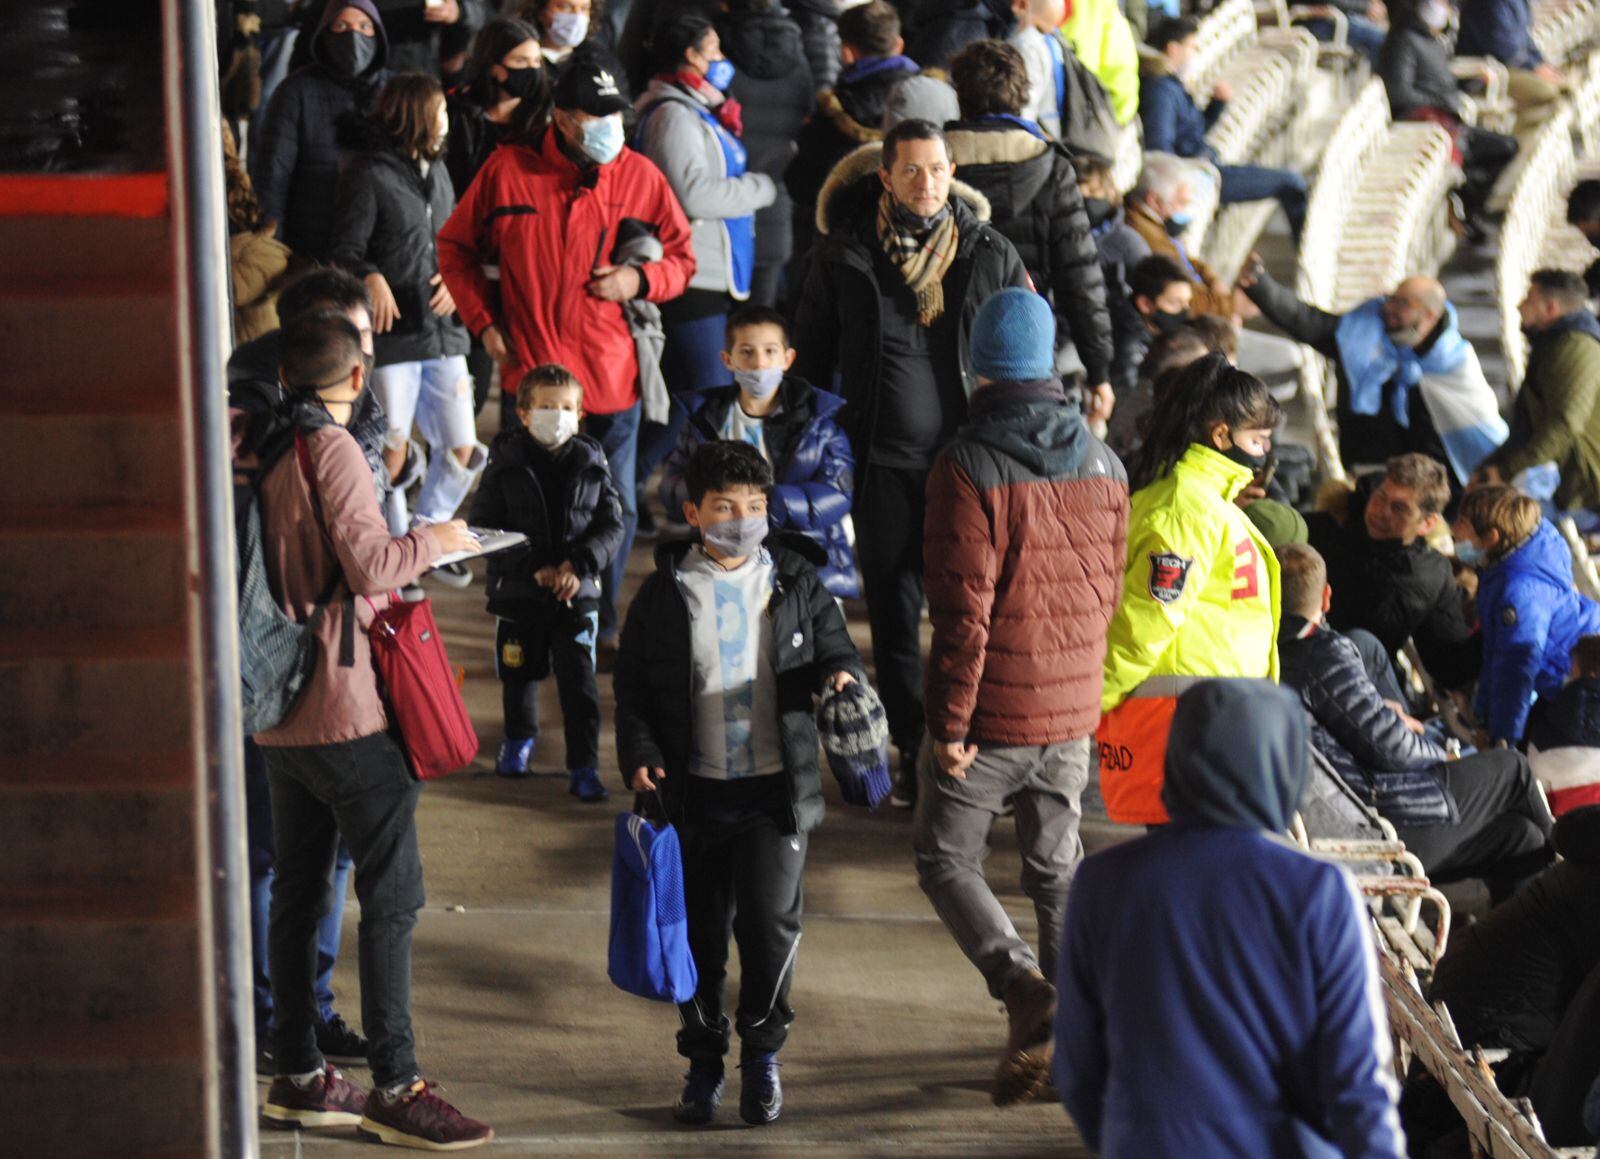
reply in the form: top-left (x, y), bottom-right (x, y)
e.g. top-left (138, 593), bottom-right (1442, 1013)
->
top-left (329, 114), bottom-right (469, 366)
top-left (944, 120), bottom-right (1114, 386)
top-left (1378, 19), bottom-right (1464, 118)
top-left (443, 93), bottom-right (508, 198)
top-left (1278, 614), bottom-right (1457, 827)
top-left (467, 428), bottom-right (624, 616)
top-left (613, 537), bottom-right (865, 834)
top-left (786, 58), bottom-right (919, 214)
top-left (788, 0), bottom-right (843, 92)
top-left (791, 144), bottom-right (1031, 471)
top-left (287, 0), bottom-right (488, 77)
top-left (720, 6), bottom-right (815, 270)
top-left (905, 0), bottom-right (1012, 68)
top-left (1305, 478), bottom-right (1481, 689)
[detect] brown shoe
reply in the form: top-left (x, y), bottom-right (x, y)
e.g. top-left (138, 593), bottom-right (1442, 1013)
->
top-left (261, 1065), bottom-right (368, 1129)
top-left (993, 968), bottom-right (1056, 1107)
top-left (357, 1079), bottom-right (493, 1151)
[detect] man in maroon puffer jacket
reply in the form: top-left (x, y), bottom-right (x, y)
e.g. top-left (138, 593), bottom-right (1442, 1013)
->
top-left (915, 287), bottom-right (1128, 1108)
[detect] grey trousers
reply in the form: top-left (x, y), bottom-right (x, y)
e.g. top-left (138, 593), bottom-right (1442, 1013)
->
top-left (912, 736), bottom-right (1092, 999)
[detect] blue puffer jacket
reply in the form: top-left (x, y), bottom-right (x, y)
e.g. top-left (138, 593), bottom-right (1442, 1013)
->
top-left (1476, 519), bottom-right (1600, 742)
top-left (1456, 0), bottom-right (1543, 69)
top-left (1137, 57), bottom-right (1223, 165)
top-left (659, 376), bottom-right (861, 598)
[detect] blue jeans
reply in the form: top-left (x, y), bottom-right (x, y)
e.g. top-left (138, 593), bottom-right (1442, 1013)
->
top-left (584, 402), bottom-right (641, 640)
top-left (371, 355), bottom-right (487, 533)
top-left (635, 311), bottom-right (733, 482)
top-left (1219, 163), bottom-right (1308, 239)
top-left (1302, 15), bottom-right (1386, 64)
top-left (246, 738), bottom-right (351, 1034)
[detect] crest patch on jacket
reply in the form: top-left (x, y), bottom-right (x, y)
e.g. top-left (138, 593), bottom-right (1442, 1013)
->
top-left (1148, 552), bottom-right (1193, 605)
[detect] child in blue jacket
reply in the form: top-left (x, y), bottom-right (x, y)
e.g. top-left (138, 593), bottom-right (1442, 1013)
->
top-left (658, 305), bottom-right (860, 598)
top-left (1454, 486), bottom-right (1600, 746)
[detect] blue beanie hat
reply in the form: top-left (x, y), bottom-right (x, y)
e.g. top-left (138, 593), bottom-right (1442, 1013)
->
top-left (969, 288), bottom-right (1056, 382)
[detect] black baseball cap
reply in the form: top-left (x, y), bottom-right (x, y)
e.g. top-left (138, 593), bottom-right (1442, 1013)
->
top-left (553, 57), bottom-right (630, 116)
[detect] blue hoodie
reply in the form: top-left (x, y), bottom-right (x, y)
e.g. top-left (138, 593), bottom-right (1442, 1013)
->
top-left (1054, 680), bottom-right (1406, 1158)
top-left (1476, 519), bottom-right (1600, 742)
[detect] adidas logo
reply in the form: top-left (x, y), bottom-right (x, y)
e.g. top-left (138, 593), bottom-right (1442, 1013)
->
top-left (595, 69), bottom-right (619, 97)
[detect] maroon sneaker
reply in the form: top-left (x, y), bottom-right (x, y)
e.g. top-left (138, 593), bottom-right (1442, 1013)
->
top-left (261, 1065), bottom-right (368, 1129)
top-left (357, 1079), bottom-right (494, 1151)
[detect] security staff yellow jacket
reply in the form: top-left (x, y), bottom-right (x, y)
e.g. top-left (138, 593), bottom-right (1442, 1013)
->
top-left (1101, 443), bottom-right (1280, 712)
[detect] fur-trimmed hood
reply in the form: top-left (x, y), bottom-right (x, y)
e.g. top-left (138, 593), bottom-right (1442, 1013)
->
top-left (814, 140), bottom-right (993, 237)
top-left (944, 121), bottom-right (1051, 167)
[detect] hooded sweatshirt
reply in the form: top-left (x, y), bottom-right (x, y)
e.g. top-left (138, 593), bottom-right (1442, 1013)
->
top-left (1054, 680), bottom-right (1406, 1159)
top-left (923, 380), bottom-right (1128, 745)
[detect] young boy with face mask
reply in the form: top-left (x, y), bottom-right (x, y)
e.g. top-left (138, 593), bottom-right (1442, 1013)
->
top-left (614, 440), bottom-right (866, 1128)
top-left (657, 306), bottom-right (861, 599)
top-left (468, 365), bottom-right (624, 800)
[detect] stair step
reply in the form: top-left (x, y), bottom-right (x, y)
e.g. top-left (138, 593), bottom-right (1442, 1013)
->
top-left (0, 751), bottom-right (192, 791)
top-left (0, 786), bottom-right (196, 884)
top-left (1, 1056), bottom-right (208, 1157)
top-left (0, 879), bottom-right (197, 925)
top-left (0, 214), bottom-right (172, 285)
top-left (0, 626), bottom-right (187, 663)
top-left (0, 657), bottom-right (192, 759)
top-left (0, 922), bottom-right (201, 1025)
top-left (0, 293), bottom-right (178, 414)
top-left (0, 535), bottom-right (187, 638)
top-left (0, 415), bottom-right (183, 512)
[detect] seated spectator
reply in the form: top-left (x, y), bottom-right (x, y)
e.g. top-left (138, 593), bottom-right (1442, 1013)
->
top-left (945, 40), bottom-right (1115, 424)
top-left (1306, 455), bottom-right (1480, 688)
top-left (1525, 636), bottom-right (1600, 816)
top-left (1453, 486), bottom-right (1600, 746)
top-left (1378, 0), bottom-right (1517, 242)
top-left (1106, 325), bottom-right (1208, 457)
top-left (1455, 0), bottom-right (1566, 138)
top-left (1078, 154), bottom-right (1150, 405)
top-left (1566, 178), bottom-right (1600, 299)
top-left (660, 306), bottom-right (860, 598)
top-left (906, 0), bottom-right (1013, 69)
top-left (253, 0), bottom-right (392, 262)
top-left (1478, 270), bottom-right (1600, 517)
top-left (1124, 253), bottom-right (1194, 360)
top-left (1123, 153), bottom-right (1235, 318)
top-left (1298, 0), bottom-right (1387, 65)
top-left (1279, 543), bottom-right (1555, 903)
top-left (1055, 680), bottom-right (1407, 1159)
top-left (1060, 0), bottom-right (1140, 124)
top-left (1239, 264), bottom-right (1507, 485)
top-left (1006, 0), bottom-right (1071, 139)
top-left (1420, 807), bottom-right (1600, 1148)
top-left (1140, 17), bottom-right (1307, 240)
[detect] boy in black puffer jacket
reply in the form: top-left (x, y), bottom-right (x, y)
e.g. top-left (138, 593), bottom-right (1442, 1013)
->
top-left (616, 441), bottom-right (865, 1129)
top-left (469, 365), bottom-right (624, 801)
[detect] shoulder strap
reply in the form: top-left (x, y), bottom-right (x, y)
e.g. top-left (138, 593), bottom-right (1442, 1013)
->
top-left (294, 429), bottom-right (357, 668)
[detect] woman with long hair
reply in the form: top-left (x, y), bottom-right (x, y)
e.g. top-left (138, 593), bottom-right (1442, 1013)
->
top-left (444, 17), bottom-right (551, 195)
top-left (330, 71), bottom-right (485, 567)
top-left (1099, 354), bottom-right (1285, 823)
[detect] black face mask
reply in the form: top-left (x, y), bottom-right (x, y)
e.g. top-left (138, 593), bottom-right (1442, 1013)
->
top-left (499, 65), bottom-right (543, 101)
top-left (1148, 307), bottom-right (1188, 334)
top-left (1083, 196), bottom-right (1114, 227)
top-left (1221, 442), bottom-right (1268, 472)
top-left (323, 29), bottom-right (378, 78)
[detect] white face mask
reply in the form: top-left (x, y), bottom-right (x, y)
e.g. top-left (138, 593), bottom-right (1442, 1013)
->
top-left (526, 408), bottom-right (579, 449)
top-left (548, 11), bottom-right (589, 48)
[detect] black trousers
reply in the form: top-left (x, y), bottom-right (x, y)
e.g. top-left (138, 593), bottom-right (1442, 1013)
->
top-left (676, 811), bottom-right (807, 1062)
top-left (855, 463), bottom-right (928, 757)
top-left (1396, 749), bottom-right (1554, 904)
top-left (497, 601), bottom-right (601, 770)
top-left (1459, 125), bottom-right (1518, 217)
top-left (264, 732), bottom-right (425, 1088)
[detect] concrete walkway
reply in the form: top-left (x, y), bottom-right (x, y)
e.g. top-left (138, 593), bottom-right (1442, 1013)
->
top-left (258, 535), bottom-right (1133, 1156)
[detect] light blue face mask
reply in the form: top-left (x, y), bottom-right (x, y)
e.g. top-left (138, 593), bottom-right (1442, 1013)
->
top-left (579, 114), bottom-right (624, 165)
top-left (734, 366), bottom-right (783, 400)
top-left (705, 58), bottom-right (735, 92)
top-left (1454, 539), bottom-right (1484, 567)
top-left (548, 11), bottom-right (588, 47)
top-left (702, 513), bottom-right (768, 559)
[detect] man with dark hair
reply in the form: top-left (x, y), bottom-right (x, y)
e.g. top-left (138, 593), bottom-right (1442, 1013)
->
top-left (1479, 269), bottom-right (1600, 514)
top-left (944, 39), bottom-right (1115, 428)
top-left (1140, 16), bottom-right (1307, 239)
top-left (794, 116), bottom-right (1029, 805)
top-left (1277, 543), bottom-right (1554, 903)
top-left (614, 439), bottom-right (865, 1128)
top-left (1306, 454), bottom-right (1480, 688)
top-left (251, 313), bottom-right (491, 1148)
top-left (229, 265), bottom-right (375, 399)
top-left (1569, 179), bottom-right (1600, 300)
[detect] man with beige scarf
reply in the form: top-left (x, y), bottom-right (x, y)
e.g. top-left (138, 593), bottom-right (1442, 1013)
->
top-left (795, 116), bottom-right (1030, 807)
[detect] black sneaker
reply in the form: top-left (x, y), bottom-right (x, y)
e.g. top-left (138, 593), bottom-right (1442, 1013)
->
top-left (315, 1013), bottom-right (369, 1067)
top-left (739, 1050), bottom-right (783, 1126)
top-left (673, 1059), bottom-right (725, 1125)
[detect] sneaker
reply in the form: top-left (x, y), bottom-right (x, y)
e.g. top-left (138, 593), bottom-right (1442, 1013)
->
top-left (739, 1050), bottom-right (783, 1126)
top-left (673, 1059), bottom-right (725, 1125)
top-left (495, 737), bottom-right (535, 777)
top-left (992, 968), bottom-right (1056, 1108)
top-left (569, 766), bottom-right (608, 803)
top-left (315, 1013), bottom-right (369, 1066)
top-left (357, 1079), bottom-right (493, 1151)
top-left (262, 1065), bottom-right (367, 1130)
top-left (430, 560), bottom-right (473, 589)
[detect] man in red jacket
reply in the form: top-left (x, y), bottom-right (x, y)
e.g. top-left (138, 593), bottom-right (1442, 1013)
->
top-left (438, 59), bottom-right (695, 647)
top-left (915, 287), bottom-right (1128, 1109)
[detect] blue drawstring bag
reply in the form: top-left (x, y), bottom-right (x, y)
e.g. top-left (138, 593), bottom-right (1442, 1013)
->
top-left (608, 809), bottom-right (698, 1003)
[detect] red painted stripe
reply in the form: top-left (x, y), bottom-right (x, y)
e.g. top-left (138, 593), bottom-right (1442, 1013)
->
top-left (0, 173), bottom-right (168, 218)
top-left (1550, 782), bottom-right (1600, 817)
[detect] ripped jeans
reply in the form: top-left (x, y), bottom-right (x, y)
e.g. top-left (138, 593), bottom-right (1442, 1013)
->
top-left (372, 355), bottom-right (486, 533)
